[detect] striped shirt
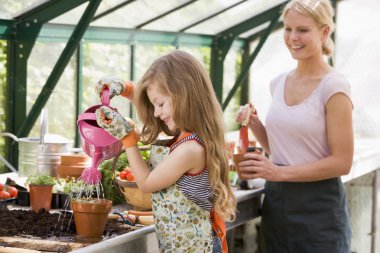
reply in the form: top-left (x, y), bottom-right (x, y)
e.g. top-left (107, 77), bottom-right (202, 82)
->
top-left (170, 133), bottom-right (214, 212)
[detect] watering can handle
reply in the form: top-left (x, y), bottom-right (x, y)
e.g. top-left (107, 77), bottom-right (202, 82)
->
top-left (0, 132), bottom-right (19, 142)
top-left (101, 89), bottom-right (110, 106)
top-left (78, 113), bottom-right (97, 122)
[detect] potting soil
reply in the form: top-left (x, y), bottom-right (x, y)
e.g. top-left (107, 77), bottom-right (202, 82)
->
top-left (0, 209), bottom-right (135, 239)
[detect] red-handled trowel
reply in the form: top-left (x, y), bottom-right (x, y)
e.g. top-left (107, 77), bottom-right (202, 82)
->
top-left (239, 106), bottom-right (253, 153)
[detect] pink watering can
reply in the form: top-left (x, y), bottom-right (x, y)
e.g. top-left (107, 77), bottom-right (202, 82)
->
top-left (77, 89), bottom-right (123, 184)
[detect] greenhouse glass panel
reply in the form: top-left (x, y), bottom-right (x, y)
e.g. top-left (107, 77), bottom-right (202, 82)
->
top-left (135, 45), bottom-right (175, 81)
top-left (222, 47), bottom-right (242, 132)
top-left (49, 2), bottom-right (89, 25)
top-left (0, 0), bottom-right (48, 19)
top-left (28, 42), bottom-right (77, 140)
top-left (49, 0), bottom-right (130, 25)
top-left (90, 0), bottom-right (189, 29)
top-left (82, 43), bottom-right (131, 119)
top-left (179, 46), bottom-right (211, 73)
top-left (143, 0), bottom-right (242, 32)
top-left (0, 40), bottom-right (6, 173)
top-left (186, 0), bottom-right (285, 35)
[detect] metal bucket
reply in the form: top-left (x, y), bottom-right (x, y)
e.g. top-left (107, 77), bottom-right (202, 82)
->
top-left (1, 133), bottom-right (73, 177)
top-left (1, 109), bottom-right (73, 176)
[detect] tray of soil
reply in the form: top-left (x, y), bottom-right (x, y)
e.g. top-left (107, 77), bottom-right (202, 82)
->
top-left (0, 209), bottom-right (140, 252)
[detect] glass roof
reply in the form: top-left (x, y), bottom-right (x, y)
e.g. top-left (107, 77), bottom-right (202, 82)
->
top-left (186, 0), bottom-right (284, 35)
top-left (0, 0), bottom-right (286, 37)
top-left (0, 0), bottom-right (49, 19)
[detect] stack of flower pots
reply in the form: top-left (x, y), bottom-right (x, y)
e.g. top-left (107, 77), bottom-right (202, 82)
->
top-left (57, 154), bottom-right (91, 180)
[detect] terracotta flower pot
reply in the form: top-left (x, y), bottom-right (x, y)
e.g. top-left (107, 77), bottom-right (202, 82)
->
top-left (71, 199), bottom-right (112, 238)
top-left (29, 185), bottom-right (53, 212)
top-left (57, 164), bottom-right (86, 179)
top-left (233, 147), bottom-right (264, 179)
top-left (57, 154), bottom-right (91, 179)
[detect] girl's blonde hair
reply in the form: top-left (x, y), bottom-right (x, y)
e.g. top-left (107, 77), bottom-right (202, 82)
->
top-left (135, 50), bottom-right (236, 221)
top-left (283, 0), bottom-right (335, 56)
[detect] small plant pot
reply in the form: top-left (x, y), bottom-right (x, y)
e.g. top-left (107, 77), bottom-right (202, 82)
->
top-left (59, 193), bottom-right (71, 210)
top-left (233, 147), bottom-right (264, 180)
top-left (16, 190), bottom-right (30, 206)
top-left (71, 199), bottom-right (112, 238)
top-left (29, 185), bottom-right (53, 212)
top-left (51, 193), bottom-right (60, 209)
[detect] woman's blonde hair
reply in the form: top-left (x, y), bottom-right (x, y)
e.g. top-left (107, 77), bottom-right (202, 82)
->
top-left (135, 50), bottom-right (236, 221)
top-left (283, 0), bottom-right (335, 56)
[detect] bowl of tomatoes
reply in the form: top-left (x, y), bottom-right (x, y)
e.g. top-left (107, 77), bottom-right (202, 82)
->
top-left (0, 183), bottom-right (18, 210)
top-left (115, 167), bottom-right (152, 211)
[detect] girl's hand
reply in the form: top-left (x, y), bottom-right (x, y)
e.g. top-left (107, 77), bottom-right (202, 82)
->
top-left (96, 77), bottom-right (134, 100)
top-left (238, 153), bottom-right (282, 182)
top-left (235, 103), bottom-right (258, 128)
top-left (95, 106), bottom-right (135, 140)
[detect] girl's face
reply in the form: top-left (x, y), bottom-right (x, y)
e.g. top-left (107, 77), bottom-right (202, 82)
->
top-left (147, 84), bottom-right (176, 131)
top-left (283, 9), bottom-right (327, 61)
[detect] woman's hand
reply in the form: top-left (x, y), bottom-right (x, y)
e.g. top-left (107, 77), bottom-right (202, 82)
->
top-left (95, 106), bottom-right (135, 140)
top-left (238, 153), bottom-right (282, 182)
top-left (96, 77), bottom-right (134, 100)
top-left (235, 103), bottom-right (258, 128)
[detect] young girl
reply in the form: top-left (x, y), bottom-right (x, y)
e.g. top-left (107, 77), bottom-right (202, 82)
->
top-left (95, 50), bottom-right (236, 252)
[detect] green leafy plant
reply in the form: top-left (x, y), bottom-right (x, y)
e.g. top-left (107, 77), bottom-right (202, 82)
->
top-left (61, 178), bottom-right (95, 199)
top-left (26, 174), bottom-right (57, 185)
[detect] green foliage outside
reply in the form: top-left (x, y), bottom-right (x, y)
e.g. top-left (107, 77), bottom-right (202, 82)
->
top-left (0, 40), bottom-right (6, 173)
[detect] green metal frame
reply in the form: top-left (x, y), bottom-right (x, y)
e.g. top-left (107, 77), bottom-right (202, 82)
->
top-left (75, 42), bottom-right (84, 148)
top-left (0, 20), bottom-right (13, 40)
top-left (39, 23), bottom-right (217, 46)
top-left (240, 43), bottom-right (250, 106)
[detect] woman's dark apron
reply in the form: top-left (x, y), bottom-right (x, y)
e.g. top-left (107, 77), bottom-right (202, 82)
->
top-left (260, 177), bottom-right (351, 253)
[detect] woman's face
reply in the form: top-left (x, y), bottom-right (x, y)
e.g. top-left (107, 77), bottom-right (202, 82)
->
top-left (283, 9), bottom-right (327, 61)
top-left (147, 84), bottom-right (176, 131)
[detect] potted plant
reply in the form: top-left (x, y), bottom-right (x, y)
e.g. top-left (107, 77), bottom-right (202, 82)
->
top-left (64, 179), bottom-right (112, 238)
top-left (71, 197), bottom-right (112, 238)
top-left (26, 174), bottom-right (56, 212)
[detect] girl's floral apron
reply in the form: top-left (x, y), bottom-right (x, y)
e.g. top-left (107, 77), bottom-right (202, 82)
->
top-left (152, 184), bottom-right (213, 252)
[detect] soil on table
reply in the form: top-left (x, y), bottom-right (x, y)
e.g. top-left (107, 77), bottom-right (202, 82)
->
top-left (0, 209), bottom-right (135, 239)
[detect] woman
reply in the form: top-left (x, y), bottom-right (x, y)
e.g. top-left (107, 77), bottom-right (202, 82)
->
top-left (236, 0), bottom-right (353, 252)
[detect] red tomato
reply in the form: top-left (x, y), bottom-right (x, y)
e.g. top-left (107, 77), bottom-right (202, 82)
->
top-left (124, 167), bottom-right (132, 175)
top-left (0, 190), bottom-right (11, 199)
top-left (126, 173), bottom-right (135, 182)
top-left (0, 183), bottom-right (3, 191)
top-left (6, 186), bottom-right (18, 198)
top-left (119, 171), bottom-right (128, 180)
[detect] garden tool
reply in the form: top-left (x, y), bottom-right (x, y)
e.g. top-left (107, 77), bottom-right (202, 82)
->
top-left (239, 105), bottom-right (254, 153)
